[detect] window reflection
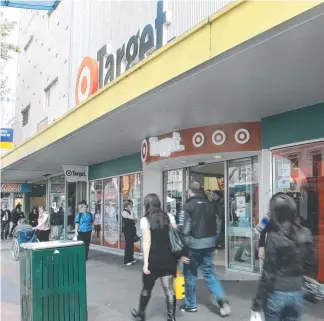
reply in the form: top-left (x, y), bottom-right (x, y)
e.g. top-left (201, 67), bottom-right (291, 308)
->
top-left (89, 180), bottom-right (102, 245)
top-left (273, 141), bottom-right (324, 281)
top-left (164, 169), bottom-right (183, 223)
top-left (120, 173), bottom-right (142, 252)
top-left (103, 177), bottom-right (119, 248)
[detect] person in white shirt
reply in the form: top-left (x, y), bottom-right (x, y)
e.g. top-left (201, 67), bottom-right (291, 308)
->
top-left (33, 206), bottom-right (50, 242)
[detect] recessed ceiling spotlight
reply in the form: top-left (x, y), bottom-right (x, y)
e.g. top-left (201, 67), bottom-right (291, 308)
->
top-left (214, 155), bottom-right (223, 159)
top-left (164, 164), bottom-right (171, 168)
top-left (180, 160), bottom-right (187, 164)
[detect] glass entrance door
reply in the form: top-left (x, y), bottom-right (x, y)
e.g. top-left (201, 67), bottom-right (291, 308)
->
top-left (227, 156), bottom-right (259, 273)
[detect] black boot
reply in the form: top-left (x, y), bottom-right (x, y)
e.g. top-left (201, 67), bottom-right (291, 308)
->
top-left (131, 295), bottom-right (150, 321)
top-left (166, 296), bottom-right (176, 321)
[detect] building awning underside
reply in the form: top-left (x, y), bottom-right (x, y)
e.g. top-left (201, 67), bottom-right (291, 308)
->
top-left (1, 2), bottom-right (324, 183)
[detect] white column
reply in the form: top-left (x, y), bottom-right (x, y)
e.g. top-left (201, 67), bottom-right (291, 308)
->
top-left (142, 165), bottom-right (163, 201)
top-left (259, 149), bottom-right (272, 219)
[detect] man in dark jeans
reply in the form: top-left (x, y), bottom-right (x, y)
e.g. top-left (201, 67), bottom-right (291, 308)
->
top-left (75, 202), bottom-right (93, 260)
top-left (179, 182), bottom-right (231, 317)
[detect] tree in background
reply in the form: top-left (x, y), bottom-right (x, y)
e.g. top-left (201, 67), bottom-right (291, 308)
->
top-left (0, 11), bottom-right (20, 95)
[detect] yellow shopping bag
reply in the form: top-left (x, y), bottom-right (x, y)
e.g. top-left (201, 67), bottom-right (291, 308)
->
top-left (173, 270), bottom-right (185, 300)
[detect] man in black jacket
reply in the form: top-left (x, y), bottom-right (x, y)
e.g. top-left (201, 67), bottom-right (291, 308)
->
top-left (9, 204), bottom-right (24, 237)
top-left (179, 182), bottom-right (231, 317)
top-left (1, 204), bottom-right (11, 240)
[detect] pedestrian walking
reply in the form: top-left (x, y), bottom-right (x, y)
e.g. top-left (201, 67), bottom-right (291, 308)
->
top-left (28, 206), bottom-right (39, 227)
top-left (1, 204), bottom-right (11, 240)
top-left (75, 202), bottom-right (93, 260)
top-left (251, 193), bottom-right (314, 321)
top-left (179, 182), bottom-right (231, 317)
top-left (122, 200), bottom-right (137, 266)
top-left (10, 204), bottom-right (24, 237)
top-left (33, 206), bottom-right (50, 242)
top-left (132, 194), bottom-right (178, 321)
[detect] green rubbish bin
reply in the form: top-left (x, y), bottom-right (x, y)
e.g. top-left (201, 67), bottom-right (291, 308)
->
top-left (20, 240), bottom-right (87, 321)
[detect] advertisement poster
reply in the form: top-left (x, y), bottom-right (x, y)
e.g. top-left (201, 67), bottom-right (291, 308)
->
top-left (278, 178), bottom-right (291, 189)
top-left (280, 163), bottom-right (291, 178)
top-left (236, 196), bottom-right (246, 208)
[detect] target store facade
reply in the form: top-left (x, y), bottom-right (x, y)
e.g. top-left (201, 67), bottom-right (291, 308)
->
top-left (2, 1), bottom-right (324, 279)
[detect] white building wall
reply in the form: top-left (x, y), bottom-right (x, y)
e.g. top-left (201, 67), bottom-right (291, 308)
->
top-left (15, 0), bottom-right (233, 145)
top-left (15, 1), bottom-right (72, 144)
top-left (143, 166), bottom-right (163, 201)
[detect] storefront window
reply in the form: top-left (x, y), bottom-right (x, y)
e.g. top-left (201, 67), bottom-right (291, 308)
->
top-left (103, 177), bottom-right (119, 248)
top-left (89, 180), bottom-right (103, 245)
top-left (50, 175), bottom-right (65, 240)
top-left (273, 141), bottom-right (324, 282)
top-left (227, 156), bottom-right (259, 273)
top-left (163, 169), bottom-right (184, 223)
top-left (120, 173), bottom-right (142, 252)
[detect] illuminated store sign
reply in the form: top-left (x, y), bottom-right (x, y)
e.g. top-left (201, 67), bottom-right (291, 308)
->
top-left (75, 0), bottom-right (171, 105)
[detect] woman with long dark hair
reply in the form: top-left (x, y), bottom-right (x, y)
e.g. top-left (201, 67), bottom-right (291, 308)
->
top-left (132, 194), bottom-right (177, 321)
top-left (251, 193), bottom-right (314, 321)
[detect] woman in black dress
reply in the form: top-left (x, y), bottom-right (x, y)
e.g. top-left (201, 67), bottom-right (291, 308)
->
top-left (132, 194), bottom-right (177, 321)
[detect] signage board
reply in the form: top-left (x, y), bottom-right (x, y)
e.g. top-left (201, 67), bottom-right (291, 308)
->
top-left (0, 128), bottom-right (14, 150)
top-left (62, 165), bottom-right (88, 182)
top-left (1, 183), bottom-right (32, 193)
top-left (75, 0), bottom-right (171, 105)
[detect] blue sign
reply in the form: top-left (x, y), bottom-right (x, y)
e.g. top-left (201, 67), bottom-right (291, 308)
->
top-left (1, 183), bottom-right (32, 193)
top-left (0, 128), bottom-right (14, 149)
top-left (1, 1), bottom-right (60, 11)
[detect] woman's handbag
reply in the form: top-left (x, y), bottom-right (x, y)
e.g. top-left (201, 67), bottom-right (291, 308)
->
top-left (302, 275), bottom-right (324, 303)
top-left (169, 228), bottom-right (184, 255)
top-left (133, 234), bottom-right (140, 242)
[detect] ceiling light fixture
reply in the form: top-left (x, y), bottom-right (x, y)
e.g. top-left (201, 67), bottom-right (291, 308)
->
top-left (180, 160), bottom-right (187, 164)
top-left (164, 164), bottom-right (171, 168)
top-left (214, 155), bottom-right (223, 159)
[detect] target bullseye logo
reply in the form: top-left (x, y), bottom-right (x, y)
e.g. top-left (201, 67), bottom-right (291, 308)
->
top-left (212, 130), bottom-right (226, 146)
top-left (192, 132), bottom-right (205, 148)
top-left (141, 139), bottom-right (148, 162)
top-left (235, 128), bottom-right (250, 144)
top-left (75, 57), bottom-right (99, 105)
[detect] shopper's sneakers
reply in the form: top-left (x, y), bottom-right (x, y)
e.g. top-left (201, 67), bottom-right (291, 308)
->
top-left (180, 305), bottom-right (197, 313)
top-left (219, 301), bottom-right (231, 317)
top-left (125, 262), bottom-right (133, 266)
top-left (132, 259), bottom-right (137, 263)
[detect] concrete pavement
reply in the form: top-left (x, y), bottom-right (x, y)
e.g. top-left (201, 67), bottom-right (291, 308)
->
top-left (1, 240), bottom-right (323, 321)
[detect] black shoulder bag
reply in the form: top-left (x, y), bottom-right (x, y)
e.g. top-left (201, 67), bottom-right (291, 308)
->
top-left (169, 227), bottom-right (184, 256)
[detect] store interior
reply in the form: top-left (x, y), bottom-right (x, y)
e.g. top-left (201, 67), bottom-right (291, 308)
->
top-left (164, 155), bottom-right (261, 273)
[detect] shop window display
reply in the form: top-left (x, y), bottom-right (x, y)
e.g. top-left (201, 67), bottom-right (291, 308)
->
top-left (273, 141), bottom-right (324, 282)
top-left (89, 180), bottom-right (103, 246)
top-left (120, 173), bottom-right (142, 252)
top-left (227, 157), bottom-right (259, 273)
top-left (103, 177), bottom-right (119, 248)
top-left (163, 169), bottom-right (184, 223)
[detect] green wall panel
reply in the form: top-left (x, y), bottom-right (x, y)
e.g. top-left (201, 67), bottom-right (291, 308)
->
top-left (89, 153), bottom-right (142, 180)
top-left (262, 103), bottom-right (324, 148)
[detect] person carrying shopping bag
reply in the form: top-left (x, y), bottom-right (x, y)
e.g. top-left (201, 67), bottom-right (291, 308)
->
top-left (132, 194), bottom-right (178, 321)
top-left (179, 182), bottom-right (231, 317)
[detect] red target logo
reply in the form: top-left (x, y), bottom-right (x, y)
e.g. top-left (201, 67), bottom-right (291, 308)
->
top-left (141, 139), bottom-right (148, 162)
top-left (192, 132), bottom-right (205, 148)
top-left (235, 128), bottom-right (250, 144)
top-left (212, 130), bottom-right (226, 145)
top-left (75, 57), bottom-right (99, 105)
